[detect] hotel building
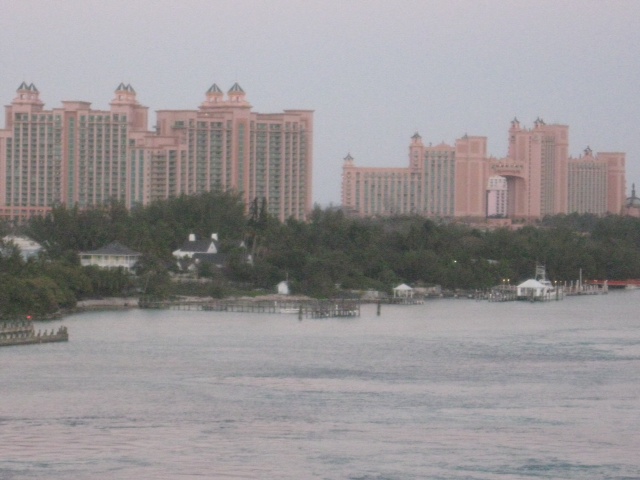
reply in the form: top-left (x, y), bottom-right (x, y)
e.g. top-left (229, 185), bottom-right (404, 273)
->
top-left (342, 118), bottom-right (625, 221)
top-left (0, 82), bottom-right (313, 222)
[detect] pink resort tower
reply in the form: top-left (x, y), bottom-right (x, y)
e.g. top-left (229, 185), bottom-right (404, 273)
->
top-left (342, 117), bottom-right (625, 222)
top-left (0, 82), bottom-right (313, 222)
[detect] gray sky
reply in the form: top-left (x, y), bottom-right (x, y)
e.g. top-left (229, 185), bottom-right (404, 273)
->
top-left (2, 0), bottom-right (639, 207)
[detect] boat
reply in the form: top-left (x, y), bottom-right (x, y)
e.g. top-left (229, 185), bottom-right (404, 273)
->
top-left (0, 318), bottom-right (69, 347)
top-left (516, 265), bottom-right (563, 301)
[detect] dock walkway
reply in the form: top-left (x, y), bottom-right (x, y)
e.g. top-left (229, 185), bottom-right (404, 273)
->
top-left (0, 319), bottom-right (68, 347)
top-left (139, 298), bottom-right (360, 318)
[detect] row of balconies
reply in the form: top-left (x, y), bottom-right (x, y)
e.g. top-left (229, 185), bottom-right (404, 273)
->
top-left (78, 137), bottom-right (124, 142)
top-left (78, 115), bottom-right (127, 123)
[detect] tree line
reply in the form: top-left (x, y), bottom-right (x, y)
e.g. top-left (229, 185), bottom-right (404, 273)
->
top-left (2, 190), bottom-right (640, 317)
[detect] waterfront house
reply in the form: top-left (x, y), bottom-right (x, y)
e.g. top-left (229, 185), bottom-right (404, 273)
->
top-left (172, 233), bottom-right (225, 272)
top-left (79, 242), bottom-right (141, 272)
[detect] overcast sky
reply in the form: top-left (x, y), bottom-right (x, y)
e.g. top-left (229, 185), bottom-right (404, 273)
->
top-left (2, 0), bottom-right (639, 207)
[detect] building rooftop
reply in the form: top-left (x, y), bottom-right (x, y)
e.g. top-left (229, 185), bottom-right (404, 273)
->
top-left (177, 238), bottom-right (216, 253)
top-left (82, 241), bottom-right (141, 256)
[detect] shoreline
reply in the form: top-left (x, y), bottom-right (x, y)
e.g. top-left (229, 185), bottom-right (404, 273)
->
top-left (49, 286), bottom-right (617, 320)
top-left (71, 297), bottom-right (140, 313)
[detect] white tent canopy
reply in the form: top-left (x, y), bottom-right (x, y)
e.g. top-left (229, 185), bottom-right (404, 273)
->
top-left (393, 283), bottom-right (414, 298)
top-left (517, 279), bottom-right (549, 298)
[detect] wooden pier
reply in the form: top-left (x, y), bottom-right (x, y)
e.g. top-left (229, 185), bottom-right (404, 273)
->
top-left (139, 298), bottom-right (360, 318)
top-left (0, 319), bottom-right (68, 347)
top-left (488, 285), bottom-right (518, 302)
top-left (378, 296), bottom-right (425, 305)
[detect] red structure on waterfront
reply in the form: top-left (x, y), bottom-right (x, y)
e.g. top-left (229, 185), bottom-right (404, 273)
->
top-left (587, 279), bottom-right (640, 288)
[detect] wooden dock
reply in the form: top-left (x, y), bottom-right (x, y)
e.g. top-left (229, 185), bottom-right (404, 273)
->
top-left (488, 285), bottom-right (518, 302)
top-left (0, 320), bottom-right (68, 347)
top-left (139, 298), bottom-right (360, 318)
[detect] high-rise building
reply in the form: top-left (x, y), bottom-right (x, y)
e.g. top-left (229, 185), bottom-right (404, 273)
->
top-left (567, 157), bottom-right (607, 215)
top-left (341, 133), bottom-right (458, 217)
top-left (490, 118), bottom-right (570, 218)
top-left (341, 118), bottom-right (625, 220)
top-left (0, 82), bottom-right (313, 222)
top-left (0, 83), bottom-right (150, 221)
top-left (152, 83), bottom-right (313, 221)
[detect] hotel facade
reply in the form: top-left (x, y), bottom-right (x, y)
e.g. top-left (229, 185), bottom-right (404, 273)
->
top-left (0, 82), bottom-right (313, 222)
top-left (342, 118), bottom-right (625, 220)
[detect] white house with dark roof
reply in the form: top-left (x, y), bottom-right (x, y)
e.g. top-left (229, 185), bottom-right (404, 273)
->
top-left (79, 241), bottom-right (141, 272)
top-left (172, 233), bottom-right (226, 271)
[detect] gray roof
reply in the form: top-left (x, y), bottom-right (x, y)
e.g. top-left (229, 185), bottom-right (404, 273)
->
top-left (17, 81), bottom-right (37, 92)
top-left (206, 83), bottom-right (223, 94)
top-left (193, 252), bottom-right (225, 264)
top-left (115, 83), bottom-right (135, 93)
top-left (228, 82), bottom-right (245, 94)
top-left (82, 241), bottom-right (141, 256)
top-left (176, 252), bottom-right (226, 271)
top-left (177, 239), bottom-right (216, 253)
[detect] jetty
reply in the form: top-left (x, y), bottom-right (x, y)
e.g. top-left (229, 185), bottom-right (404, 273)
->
top-left (139, 297), bottom-right (360, 319)
top-left (0, 319), bottom-right (68, 347)
top-left (488, 285), bottom-right (518, 302)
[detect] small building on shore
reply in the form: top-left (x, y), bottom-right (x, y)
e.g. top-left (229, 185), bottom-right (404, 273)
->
top-left (79, 242), bottom-right (141, 272)
top-left (173, 233), bottom-right (225, 272)
top-left (516, 279), bottom-right (550, 299)
top-left (393, 284), bottom-right (414, 299)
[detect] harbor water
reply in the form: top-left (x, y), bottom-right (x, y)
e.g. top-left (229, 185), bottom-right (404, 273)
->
top-left (1, 291), bottom-right (640, 479)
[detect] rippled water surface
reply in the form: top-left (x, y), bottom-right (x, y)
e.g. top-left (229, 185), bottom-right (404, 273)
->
top-left (2, 291), bottom-right (640, 479)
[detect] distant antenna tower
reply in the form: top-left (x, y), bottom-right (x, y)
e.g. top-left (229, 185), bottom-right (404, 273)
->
top-left (535, 264), bottom-right (547, 281)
